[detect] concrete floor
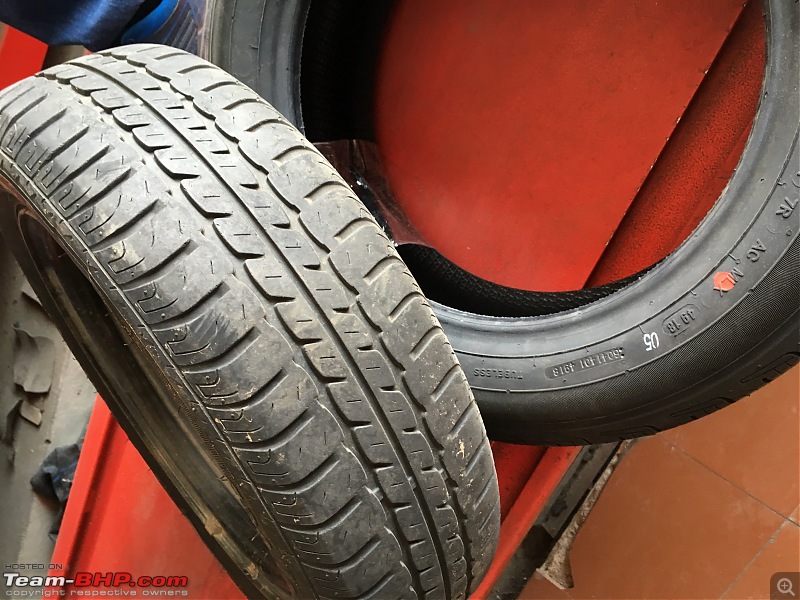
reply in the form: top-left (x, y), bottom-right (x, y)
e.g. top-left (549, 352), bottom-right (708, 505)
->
top-left (0, 234), bottom-right (95, 572)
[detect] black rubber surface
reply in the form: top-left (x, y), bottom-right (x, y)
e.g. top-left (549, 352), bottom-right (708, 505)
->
top-left (206, 0), bottom-right (800, 446)
top-left (0, 45), bottom-right (500, 599)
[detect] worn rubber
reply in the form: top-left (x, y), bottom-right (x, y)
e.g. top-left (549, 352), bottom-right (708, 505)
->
top-left (0, 45), bottom-right (499, 599)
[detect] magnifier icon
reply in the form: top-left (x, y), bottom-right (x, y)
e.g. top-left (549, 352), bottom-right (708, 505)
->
top-left (778, 577), bottom-right (796, 597)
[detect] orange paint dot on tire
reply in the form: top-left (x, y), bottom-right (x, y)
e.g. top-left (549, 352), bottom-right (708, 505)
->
top-left (713, 271), bottom-right (736, 292)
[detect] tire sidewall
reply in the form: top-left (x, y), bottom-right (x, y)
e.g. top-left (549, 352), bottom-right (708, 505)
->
top-left (438, 1), bottom-right (799, 426)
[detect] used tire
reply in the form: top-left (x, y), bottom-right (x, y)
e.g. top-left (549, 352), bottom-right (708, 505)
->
top-left (0, 45), bottom-right (499, 598)
top-left (206, 0), bottom-right (800, 445)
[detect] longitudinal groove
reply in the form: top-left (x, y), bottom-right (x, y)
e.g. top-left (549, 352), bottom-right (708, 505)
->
top-left (280, 289), bottom-right (450, 599)
top-left (317, 377), bottom-right (427, 597)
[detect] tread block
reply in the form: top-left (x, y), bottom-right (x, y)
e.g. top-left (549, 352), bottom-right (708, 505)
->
top-left (238, 121), bottom-right (312, 171)
top-left (183, 125), bottom-right (230, 153)
top-left (304, 528), bottom-right (402, 597)
top-left (193, 82), bottom-right (254, 118)
top-left (271, 227), bottom-right (322, 269)
top-left (403, 334), bottom-right (458, 400)
top-left (352, 423), bottom-right (396, 466)
top-left (112, 105), bottom-right (156, 130)
top-left (427, 370), bottom-right (473, 441)
top-left (381, 295), bottom-right (436, 358)
top-left (208, 369), bottom-right (311, 443)
top-left (289, 499), bottom-right (376, 566)
top-left (129, 244), bottom-right (229, 322)
top-left (269, 151), bottom-right (342, 209)
top-left (329, 226), bottom-right (394, 289)
top-left (301, 269), bottom-right (350, 312)
top-left (180, 178), bottom-right (232, 216)
top-left (105, 44), bottom-right (180, 62)
top-left (44, 64), bottom-right (89, 84)
top-left (90, 88), bottom-right (133, 111)
top-left (154, 146), bottom-right (201, 177)
top-left (217, 104), bottom-right (286, 143)
top-left (442, 405), bottom-right (485, 481)
top-left (206, 151), bottom-right (260, 188)
top-left (327, 380), bottom-right (373, 425)
top-left (298, 187), bottom-right (367, 249)
top-left (214, 214), bottom-right (265, 257)
top-left (374, 464), bottom-right (414, 504)
top-left (276, 300), bottom-right (326, 343)
top-left (234, 412), bottom-right (338, 487)
top-left (163, 280), bottom-right (265, 366)
top-left (68, 72), bottom-right (110, 96)
top-left (329, 312), bottom-right (373, 351)
top-left (398, 432), bottom-right (437, 475)
top-left (40, 141), bottom-right (111, 205)
top-left (263, 459), bottom-right (371, 528)
top-left (361, 265), bottom-right (418, 328)
top-left (303, 341), bottom-right (349, 380)
top-left (245, 254), bottom-right (297, 300)
top-left (354, 349), bottom-right (395, 389)
top-left (133, 122), bottom-right (174, 151)
top-left (184, 330), bottom-right (288, 406)
top-left (376, 389), bottom-right (418, 432)
top-left (47, 147), bottom-right (144, 217)
top-left (94, 218), bottom-right (188, 284)
top-left (459, 445), bottom-right (496, 509)
top-left (171, 67), bottom-right (237, 99)
top-left (238, 187), bottom-right (291, 228)
top-left (143, 51), bottom-right (209, 80)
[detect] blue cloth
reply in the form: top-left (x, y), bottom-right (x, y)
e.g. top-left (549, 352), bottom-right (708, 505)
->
top-left (0, 0), bottom-right (205, 52)
top-left (124, 0), bottom-right (204, 54)
top-left (0, 0), bottom-right (146, 50)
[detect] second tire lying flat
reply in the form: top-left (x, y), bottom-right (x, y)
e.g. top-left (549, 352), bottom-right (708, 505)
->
top-left (207, 0), bottom-right (800, 445)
